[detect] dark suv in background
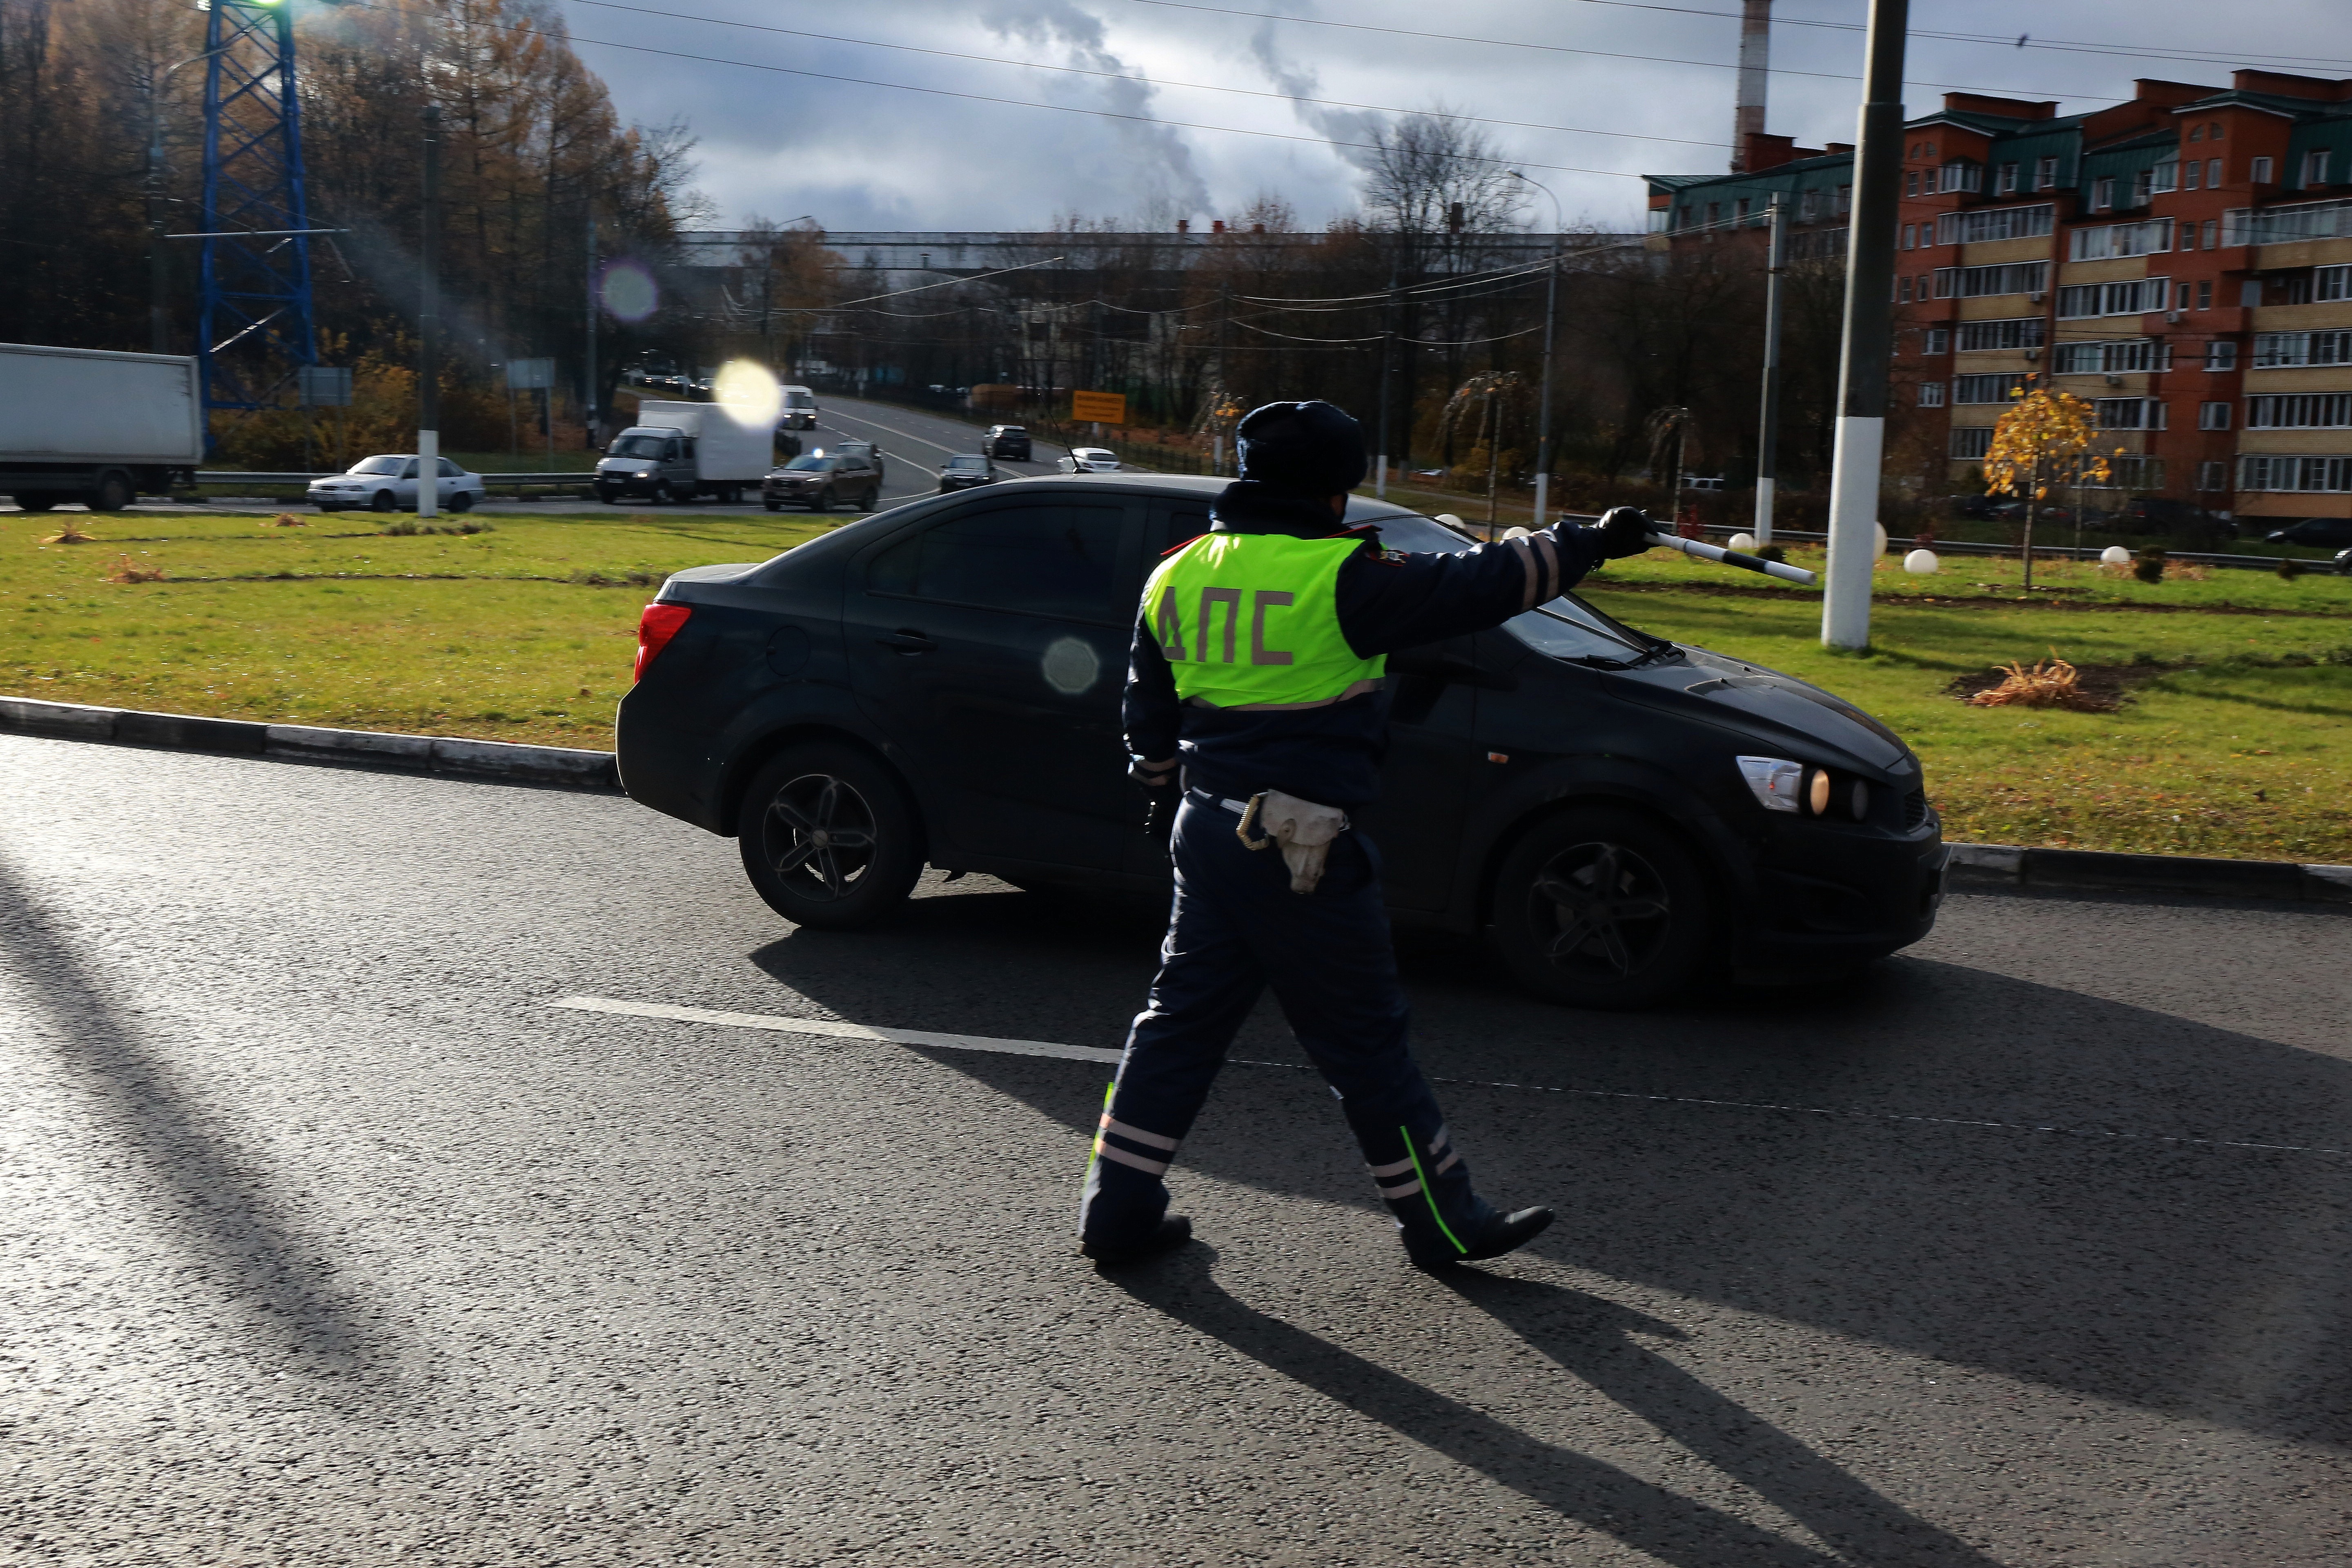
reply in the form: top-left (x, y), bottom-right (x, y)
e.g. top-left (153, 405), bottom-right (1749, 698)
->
top-left (617, 475), bottom-right (1945, 1009)
top-left (761, 450), bottom-right (882, 512)
top-left (983, 425), bottom-right (1033, 461)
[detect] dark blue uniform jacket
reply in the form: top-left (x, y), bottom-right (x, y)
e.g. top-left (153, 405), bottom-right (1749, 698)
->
top-left (1124, 483), bottom-right (1606, 809)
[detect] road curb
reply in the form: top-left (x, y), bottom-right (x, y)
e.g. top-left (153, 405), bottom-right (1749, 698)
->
top-left (0, 695), bottom-right (620, 792)
top-left (1947, 841), bottom-right (2351, 905)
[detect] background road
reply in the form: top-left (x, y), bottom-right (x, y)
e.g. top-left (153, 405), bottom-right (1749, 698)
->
top-left (4, 735), bottom-right (2348, 1565)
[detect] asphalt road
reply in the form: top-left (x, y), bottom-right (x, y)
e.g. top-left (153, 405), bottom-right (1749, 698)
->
top-left (0, 396), bottom-right (1075, 521)
top-left (4, 735), bottom-right (2348, 1566)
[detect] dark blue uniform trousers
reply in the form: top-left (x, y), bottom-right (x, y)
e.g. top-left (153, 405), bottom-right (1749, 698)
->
top-left (1080, 793), bottom-right (1499, 1256)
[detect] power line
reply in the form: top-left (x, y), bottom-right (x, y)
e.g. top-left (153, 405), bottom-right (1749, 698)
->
top-left (563, 0), bottom-right (1729, 150)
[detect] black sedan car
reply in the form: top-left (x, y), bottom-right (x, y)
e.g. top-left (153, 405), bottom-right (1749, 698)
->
top-left (2264, 517), bottom-right (2352, 550)
top-left (761, 450), bottom-right (882, 513)
top-left (617, 475), bottom-right (1946, 1009)
top-left (983, 424), bottom-right (1033, 461)
top-left (938, 454), bottom-right (1001, 492)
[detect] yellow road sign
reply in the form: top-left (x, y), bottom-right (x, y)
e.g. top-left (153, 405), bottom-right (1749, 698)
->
top-left (1070, 390), bottom-right (1127, 424)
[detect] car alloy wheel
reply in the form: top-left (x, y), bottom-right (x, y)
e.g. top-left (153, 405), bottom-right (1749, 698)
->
top-left (650, 480), bottom-right (673, 505)
top-left (370, 490), bottom-right (396, 512)
top-left (736, 742), bottom-right (924, 929)
top-left (1490, 807), bottom-right (1711, 1009)
top-left (448, 489), bottom-right (474, 513)
top-left (814, 485), bottom-right (836, 512)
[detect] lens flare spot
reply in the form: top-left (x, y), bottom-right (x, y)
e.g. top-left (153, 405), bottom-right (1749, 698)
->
top-left (713, 359), bottom-right (783, 429)
top-left (597, 259), bottom-right (658, 324)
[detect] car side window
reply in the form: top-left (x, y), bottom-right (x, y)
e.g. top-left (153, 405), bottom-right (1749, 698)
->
top-left (870, 504), bottom-right (1125, 622)
top-left (439, 458), bottom-right (461, 477)
top-left (1148, 506), bottom-right (1212, 558)
top-left (401, 459), bottom-right (420, 479)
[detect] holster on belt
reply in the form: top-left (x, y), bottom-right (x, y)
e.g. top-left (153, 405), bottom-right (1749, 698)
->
top-left (1236, 790), bottom-right (1350, 894)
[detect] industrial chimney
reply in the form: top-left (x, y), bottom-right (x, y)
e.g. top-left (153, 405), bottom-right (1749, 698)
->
top-left (1731, 0), bottom-right (1770, 172)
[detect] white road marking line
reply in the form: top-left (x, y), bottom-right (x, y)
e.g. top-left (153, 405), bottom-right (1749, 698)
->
top-left (549, 994), bottom-right (2352, 1160)
top-left (546, 994), bottom-right (1121, 1063)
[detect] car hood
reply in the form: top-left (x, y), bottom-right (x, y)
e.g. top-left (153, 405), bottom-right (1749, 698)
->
top-left (1605, 646), bottom-right (1915, 777)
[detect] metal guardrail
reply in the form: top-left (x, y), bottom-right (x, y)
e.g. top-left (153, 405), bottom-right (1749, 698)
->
top-left (1678, 524), bottom-right (2338, 574)
top-left (192, 471), bottom-right (591, 488)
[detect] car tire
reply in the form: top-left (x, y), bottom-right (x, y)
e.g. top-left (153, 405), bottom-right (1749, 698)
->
top-left (87, 471), bottom-right (134, 512)
top-left (859, 485), bottom-right (877, 512)
top-left (595, 484), bottom-right (618, 505)
top-left (1488, 806), bottom-right (1714, 1010)
top-left (370, 490), bottom-right (395, 512)
top-left (763, 497), bottom-right (781, 512)
top-left (649, 480), bottom-right (673, 505)
top-left (318, 503), bottom-right (340, 513)
top-left (815, 485), bottom-right (836, 512)
top-left (736, 743), bottom-right (924, 931)
top-left (448, 489), bottom-right (474, 513)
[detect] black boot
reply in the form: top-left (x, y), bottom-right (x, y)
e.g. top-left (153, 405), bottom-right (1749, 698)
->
top-left (1401, 1205), bottom-right (1553, 1270)
top-left (1080, 1214), bottom-right (1194, 1265)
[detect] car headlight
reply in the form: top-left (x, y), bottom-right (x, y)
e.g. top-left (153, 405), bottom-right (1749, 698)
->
top-left (1737, 757), bottom-right (1804, 813)
top-left (636, 469), bottom-right (655, 479)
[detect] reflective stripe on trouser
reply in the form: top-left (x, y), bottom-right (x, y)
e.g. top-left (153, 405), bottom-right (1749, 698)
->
top-left (1078, 795), bottom-right (1494, 1255)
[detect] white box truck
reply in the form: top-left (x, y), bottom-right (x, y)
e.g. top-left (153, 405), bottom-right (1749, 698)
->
top-left (0, 342), bottom-right (204, 512)
top-left (781, 385), bottom-right (818, 430)
top-left (592, 399), bottom-right (771, 504)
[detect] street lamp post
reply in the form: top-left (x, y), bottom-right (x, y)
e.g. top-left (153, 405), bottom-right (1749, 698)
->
top-left (418, 102), bottom-right (442, 518)
top-left (1513, 172), bottom-right (1564, 529)
top-left (1755, 192), bottom-right (1788, 542)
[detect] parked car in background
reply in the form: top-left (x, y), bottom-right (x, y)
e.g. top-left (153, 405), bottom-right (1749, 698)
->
top-left (1944, 493), bottom-right (2003, 520)
top-left (2265, 517), bottom-right (2352, 550)
top-left (762, 449), bottom-right (882, 512)
top-left (937, 454), bottom-right (1000, 492)
top-left (310, 454), bottom-right (488, 513)
top-left (983, 424), bottom-right (1033, 461)
top-left (616, 475), bottom-right (1947, 1011)
top-left (1059, 447), bottom-right (1119, 472)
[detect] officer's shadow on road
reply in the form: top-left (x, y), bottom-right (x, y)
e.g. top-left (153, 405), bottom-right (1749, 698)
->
top-left (1110, 1250), bottom-right (2000, 1568)
top-left (0, 851), bottom-right (386, 1381)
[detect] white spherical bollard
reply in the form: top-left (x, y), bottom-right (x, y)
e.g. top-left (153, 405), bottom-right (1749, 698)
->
top-left (1435, 513), bottom-right (1465, 530)
top-left (1873, 521), bottom-right (1890, 556)
top-left (1727, 532), bottom-right (1757, 552)
top-left (1903, 548), bottom-right (1940, 575)
top-left (2100, 545), bottom-right (2131, 566)
top-left (1501, 525), bottom-right (1531, 541)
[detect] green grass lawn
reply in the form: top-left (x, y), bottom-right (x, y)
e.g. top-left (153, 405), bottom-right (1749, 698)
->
top-left (6, 514), bottom-right (2348, 863)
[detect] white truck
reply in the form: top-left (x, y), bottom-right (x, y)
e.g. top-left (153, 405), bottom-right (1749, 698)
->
top-left (0, 342), bottom-right (204, 512)
top-left (592, 399), bottom-right (773, 505)
top-left (781, 385), bottom-right (818, 430)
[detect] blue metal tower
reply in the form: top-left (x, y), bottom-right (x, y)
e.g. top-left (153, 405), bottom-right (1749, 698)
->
top-left (198, 0), bottom-right (317, 419)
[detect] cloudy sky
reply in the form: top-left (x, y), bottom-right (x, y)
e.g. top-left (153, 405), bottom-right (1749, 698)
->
top-left (555, 0), bottom-right (2348, 234)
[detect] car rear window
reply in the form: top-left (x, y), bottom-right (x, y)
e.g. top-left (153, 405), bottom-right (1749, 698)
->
top-left (869, 504), bottom-right (1125, 621)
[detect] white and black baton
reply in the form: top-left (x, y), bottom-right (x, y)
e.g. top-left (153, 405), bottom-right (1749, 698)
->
top-left (1643, 530), bottom-right (1818, 585)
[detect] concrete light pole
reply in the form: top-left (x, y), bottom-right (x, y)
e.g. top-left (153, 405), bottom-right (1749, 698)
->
top-left (1512, 172), bottom-right (1564, 529)
top-left (1821, 0), bottom-right (1907, 649)
top-left (418, 102), bottom-right (442, 518)
top-left (1755, 192), bottom-right (1788, 542)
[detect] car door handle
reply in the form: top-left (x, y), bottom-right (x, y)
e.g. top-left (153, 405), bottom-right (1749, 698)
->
top-left (876, 630), bottom-right (936, 654)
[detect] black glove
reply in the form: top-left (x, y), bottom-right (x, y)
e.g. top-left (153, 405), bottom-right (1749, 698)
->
top-left (1591, 506), bottom-right (1656, 559)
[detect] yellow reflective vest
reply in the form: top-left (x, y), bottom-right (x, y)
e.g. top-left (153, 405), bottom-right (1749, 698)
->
top-left (1142, 532), bottom-right (1385, 709)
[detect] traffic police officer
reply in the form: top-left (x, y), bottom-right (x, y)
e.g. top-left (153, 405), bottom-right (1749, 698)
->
top-left (1079, 399), bottom-right (1654, 1267)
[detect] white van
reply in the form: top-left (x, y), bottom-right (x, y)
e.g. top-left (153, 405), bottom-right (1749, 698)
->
top-left (781, 385), bottom-right (818, 430)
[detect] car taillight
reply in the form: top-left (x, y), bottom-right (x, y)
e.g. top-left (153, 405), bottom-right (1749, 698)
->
top-left (634, 602), bottom-right (693, 681)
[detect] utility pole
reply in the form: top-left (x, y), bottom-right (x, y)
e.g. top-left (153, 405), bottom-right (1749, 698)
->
top-left (1512, 172), bottom-right (1565, 528)
top-left (1375, 265), bottom-right (1397, 498)
top-left (1755, 192), bottom-right (1788, 542)
top-left (1821, 0), bottom-right (1907, 649)
top-left (417, 102), bottom-right (442, 518)
top-left (584, 211), bottom-right (599, 450)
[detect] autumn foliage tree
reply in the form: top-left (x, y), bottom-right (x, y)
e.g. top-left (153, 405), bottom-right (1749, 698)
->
top-left (1983, 383), bottom-right (2114, 591)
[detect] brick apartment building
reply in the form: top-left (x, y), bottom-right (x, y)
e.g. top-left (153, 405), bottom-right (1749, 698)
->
top-left (1648, 70), bottom-right (2352, 521)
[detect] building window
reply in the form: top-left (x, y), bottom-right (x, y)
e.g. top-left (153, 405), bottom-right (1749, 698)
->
top-left (1938, 261), bottom-right (2049, 299)
top-left (2185, 160), bottom-right (2202, 190)
top-left (2151, 159), bottom-right (2179, 194)
top-left (1950, 427), bottom-right (1995, 459)
top-left (2182, 224), bottom-right (2198, 252)
top-left (1938, 162), bottom-right (1983, 194)
top-left (2133, 169), bottom-right (2156, 205)
top-left (1902, 223), bottom-right (1915, 249)
top-left (2247, 392), bottom-right (2352, 429)
top-left (1936, 205), bottom-right (2055, 245)
top-left (2197, 461), bottom-right (2227, 491)
top-left (2253, 330), bottom-right (2352, 367)
top-left (2056, 277), bottom-right (2170, 318)
top-left (1899, 276), bottom-right (1913, 303)
top-left (1905, 170), bottom-right (1919, 197)
top-left (2319, 264), bottom-right (2352, 302)
top-left (2207, 160), bottom-right (2222, 189)
top-left (2203, 218), bottom-right (2218, 247)
top-left (1736, 198), bottom-right (1752, 224)
top-left (2199, 401), bottom-right (2232, 430)
top-left (2205, 340), bottom-right (2238, 371)
top-left (2197, 279), bottom-right (2213, 310)
top-left (2305, 149), bottom-right (2332, 186)
top-left (2241, 454), bottom-right (2352, 492)
top-left (2093, 176), bottom-right (2116, 209)
top-left (2070, 219), bottom-right (2173, 261)
top-left (1997, 163), bottom-right (2019, 195)
top-left (1918, 382), bottom-right (1946, 408)
top-left (1956, 317), bottom-right (2045, 351)
top-left (2036, 156), bottom-right (2060, 189)
top-left (1707, 202), bottom-right (1722, 227)
top-left (2095, 397), bottom-right (2166, 430)
top-left (1925, 327), bottom-right (1951, 355)
top-left (2242, 278), bottom-right (2264, 307)
top-left (2054, 339), bottom-right (2166, 375)
top-left (1835, 185), bottom-right (1851, 216)
top-left (2252, 156), bottom-right (2274, 183)
top-left (1798, 189), bottom-right (1822, 222)
top-left (2190, 125), bottom-right (2205, 144)
top-left (1954, 373), bottom-right (2031, 404)
top-left (2211, 123), bottom-right (2224, 140)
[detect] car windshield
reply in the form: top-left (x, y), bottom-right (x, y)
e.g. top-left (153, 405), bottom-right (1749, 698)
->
top-left (1361, 510), bottom-right (1655, 665)
top-left (608, 434), bottom-right (666, 459)
top-left (782, 455), bottom-right (829, 472)
top-left (997, 427), bottom-right (1026, 435)
top-left (348, 456), bottom-right (405, 476)
top-left (945, 457), bottom-right (987, 470)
